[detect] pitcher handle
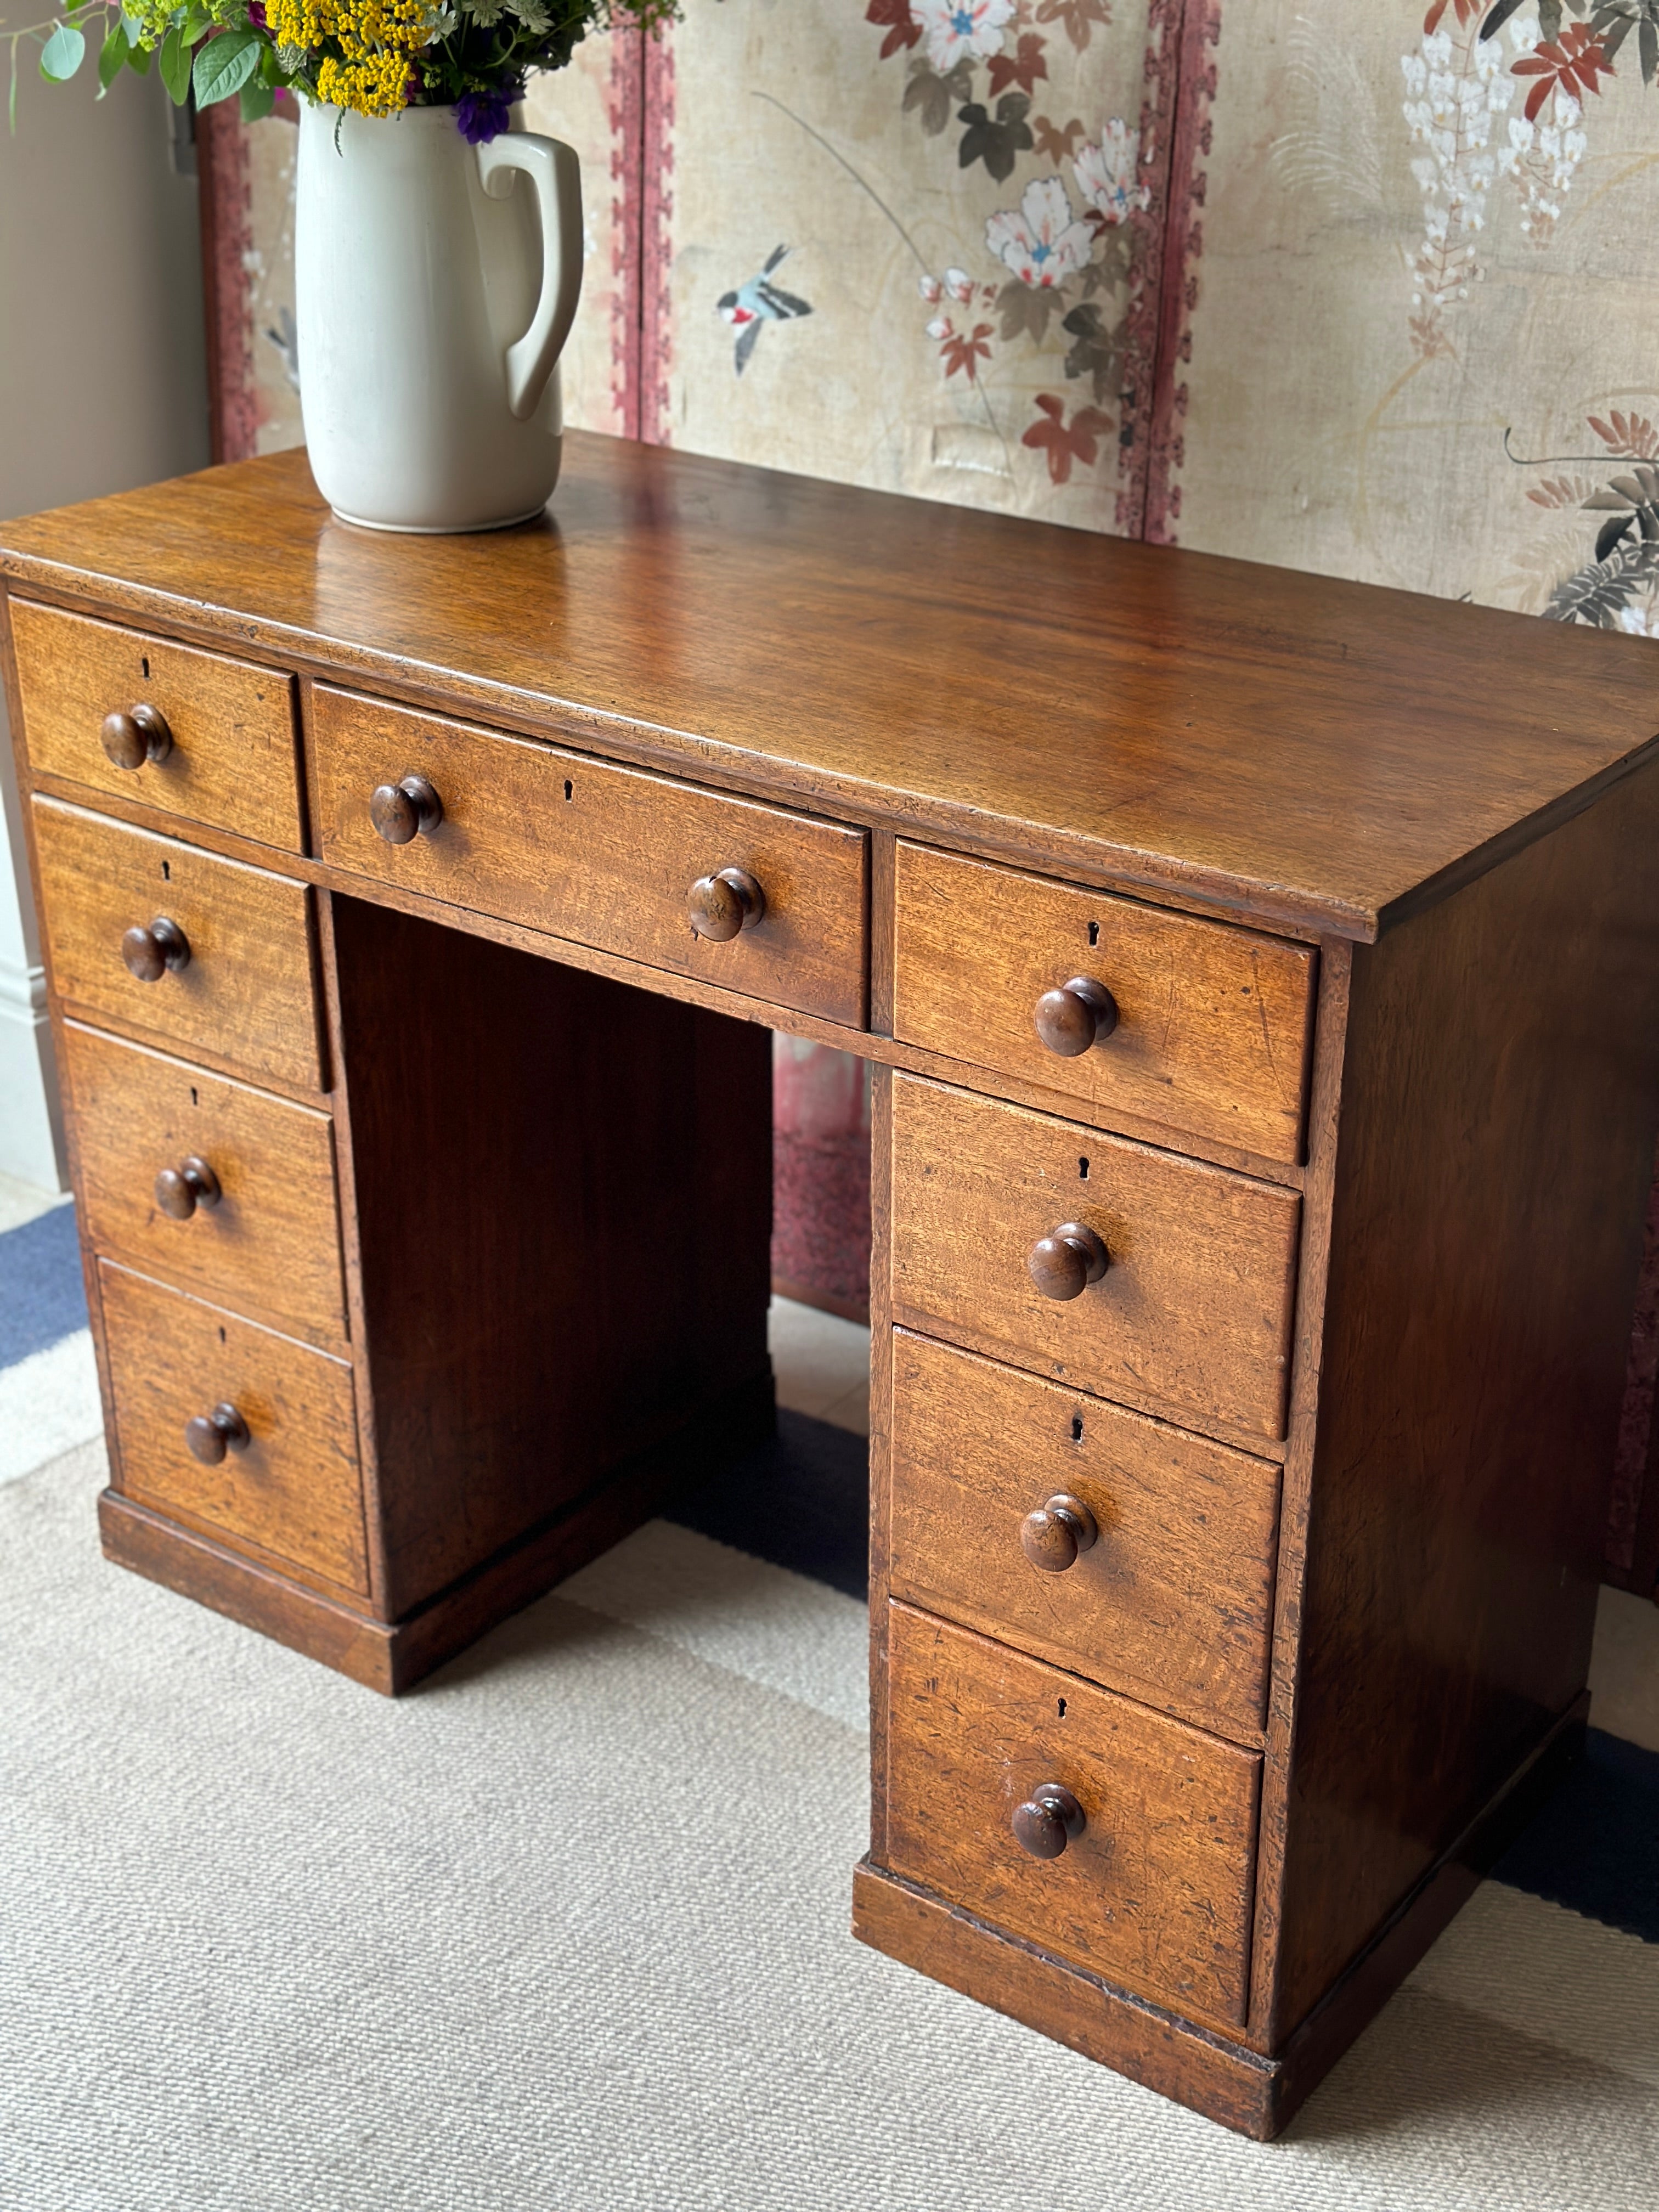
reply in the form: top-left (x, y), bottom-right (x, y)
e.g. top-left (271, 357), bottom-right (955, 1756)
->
top-left (477, 132), bottom-right (583, 422)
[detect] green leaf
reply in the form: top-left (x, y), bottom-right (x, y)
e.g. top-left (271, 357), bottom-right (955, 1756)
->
top-left (239, 72), bottom-right (274, 120)
top-left (159, 21), bottom-right (192, 102)
top-left (1477, 0), bottom-right (1526, 38)
top-left (126, 35), bottom-right (151, 73)
top-left (39, 22), bottom-right (87, 81)
top-left (97, 19), bottom-right (130, 92)
top-left (193, 26), bottom-right (261, 106)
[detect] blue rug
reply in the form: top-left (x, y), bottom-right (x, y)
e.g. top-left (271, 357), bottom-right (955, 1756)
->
top-left (0, 1205), bottom-right (86, 1365)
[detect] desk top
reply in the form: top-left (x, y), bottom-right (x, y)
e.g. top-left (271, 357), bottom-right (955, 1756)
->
top-left (4, 435), bottom-right (1655, 943)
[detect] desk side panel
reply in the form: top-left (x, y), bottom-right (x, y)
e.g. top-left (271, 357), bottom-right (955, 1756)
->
top-left (1268, 758), bottom-right (1659, 2040)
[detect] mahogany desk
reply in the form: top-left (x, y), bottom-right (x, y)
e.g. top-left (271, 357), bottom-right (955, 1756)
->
top-left (5, 437), bottom-right (1658, 2137)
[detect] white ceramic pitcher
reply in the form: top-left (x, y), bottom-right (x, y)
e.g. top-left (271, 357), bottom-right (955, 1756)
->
top-left (295, 101), bottom-right (582, 533)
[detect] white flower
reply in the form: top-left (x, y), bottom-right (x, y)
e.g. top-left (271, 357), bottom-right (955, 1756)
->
top-left (1074, 119), bottom-right (1149, 225)
top-left (944, 266), bottom-right (973, 302)
top-left (1618, 604), bottom-right (1659, 639)
top-left (917, 272), bottom-right (943, 303)
top-left (985, 176), bottom-right (1094, 289)
top-left (912, 0), bottom-right (1014, 73)
top-left (924, 315), bottom-right (952, 340)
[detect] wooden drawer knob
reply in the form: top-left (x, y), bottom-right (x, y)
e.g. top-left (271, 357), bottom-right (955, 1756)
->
top-left (184, 1401), bottom-right (251, 1465)
top-left (1034, 976), bottom-right (1118, 1058)
top-left (687, 867), bottom-right (765, 941)
top-left (370, 773), bottom-right (444, 845)
top-left (1027, 1221), bottom-right (1109, 1301)
top-left (154, 1156), bottom-right (222, 1220)
top-left (100, 703), bottom-right (173, 770)
top-left (1021, 1493), bottom-right (1098, 1573)
top-left (1012, 1783), bottom-right (1086, 1861)
top-left (121, 916), bottom-right (191, 982)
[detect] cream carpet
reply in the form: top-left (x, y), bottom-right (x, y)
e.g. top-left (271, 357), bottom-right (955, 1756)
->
top-left (4, 1440), bottom-right (1658, 2211)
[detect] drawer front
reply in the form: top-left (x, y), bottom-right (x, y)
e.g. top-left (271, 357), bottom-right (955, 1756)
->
top-left (10, 600), bottom-right (301, 850)
top-left (893, 843), bottom-right (1316, 1163)
top-left (884, 1604), bottom-right (1260, 2025)
top-left (33, 799), bottom-right (321, 1091)
top-left (99, 1262), bottom-right (366, 1592)
top-left (313, 688), bottom-right (868, 1026)
top-left (64, 1024), bottom-right (346, 1344)
top-left (888, 1331), bottom-right (1280, 1737)
top-left (889, 1075), bottom-right (1300, 1440)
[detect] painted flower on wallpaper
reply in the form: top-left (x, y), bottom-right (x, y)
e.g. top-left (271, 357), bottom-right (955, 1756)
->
top-left (1402, 18), bottom-right (1534, 352)
top-left (1507, 93), bottom-right (1589, 232)
top-left (986, 176), bottom-right (1095, 286)
top-left (912, 0), bottom-right (1015, 72)
top-left (845, 0), bottom-right (1146, 507)
top-left (1401, 9), bottom-right (1602, 355)
top-left (1073, 118), bottom-right (1148, 223)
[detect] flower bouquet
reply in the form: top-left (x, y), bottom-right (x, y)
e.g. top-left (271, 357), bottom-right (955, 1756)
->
top-left (15, 0), bottom-right (674, 137)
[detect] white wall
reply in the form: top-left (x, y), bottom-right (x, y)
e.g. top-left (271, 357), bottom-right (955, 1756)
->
top-left (0, 67), bottom-right (210, 1188)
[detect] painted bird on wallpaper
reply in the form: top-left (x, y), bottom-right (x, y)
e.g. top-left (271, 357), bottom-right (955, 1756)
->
top-left (718, 246), bottom-right (812, 375)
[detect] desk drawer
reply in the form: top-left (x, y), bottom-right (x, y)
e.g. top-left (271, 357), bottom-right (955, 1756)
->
top-left (10, 600), bottom-right (301, 850)
top-left (64, 1024), bottom-right (346, 1345)
top-left (312, 687), bottom-right (868, 1026)
top-left (888, 1332), bottom-right (1280, 1737)
top-left (883, 1604), bottom-right (1260, 2026)
top-left (889, 1076), bottom-right (1300, 1441)
top-left (99, 1262), bottom-right (366, 1593)
top-left (33, 800), bottom-right (321, 1091)
top-left (893, 844), bottom-right (1316, 1163)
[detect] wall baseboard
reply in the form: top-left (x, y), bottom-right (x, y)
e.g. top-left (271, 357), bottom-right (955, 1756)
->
top-left (0, 953), bottom-right (66, 1190)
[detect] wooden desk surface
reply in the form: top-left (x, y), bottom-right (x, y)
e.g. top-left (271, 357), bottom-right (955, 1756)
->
top-left (4, 434), bottom-right (1655, 942)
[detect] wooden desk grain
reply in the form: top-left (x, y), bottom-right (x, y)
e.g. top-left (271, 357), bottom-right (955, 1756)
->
top-left (6, 435), bottom-right (1658, 2143)
top-left (4, 438), bottom-right (1658, 940)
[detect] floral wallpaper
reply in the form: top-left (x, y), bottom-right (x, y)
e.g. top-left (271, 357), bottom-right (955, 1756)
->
top-left (643, 0), bottom-right (1177, 531)
top-left (1155, 0), bottom-right (1659, 642)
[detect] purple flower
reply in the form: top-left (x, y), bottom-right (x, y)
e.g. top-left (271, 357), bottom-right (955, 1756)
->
top-left (454, 81), bottom-right (522, 145)
top-left (246, 0), bottom-right (266, 21)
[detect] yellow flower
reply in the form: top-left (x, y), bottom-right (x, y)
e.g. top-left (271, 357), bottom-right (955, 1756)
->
top-left (316, 46), bottom-right (414, 116)
top-left (269, 0), bottom-right (437, 117)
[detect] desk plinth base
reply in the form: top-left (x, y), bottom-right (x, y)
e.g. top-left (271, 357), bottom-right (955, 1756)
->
top-left (99, 1370), bottom-right (776, 1695)
top-left (854, 1694), bottom-right (1587, 2138)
